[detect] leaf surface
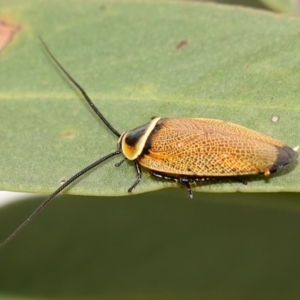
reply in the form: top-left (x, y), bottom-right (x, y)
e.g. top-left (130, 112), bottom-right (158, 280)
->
top-left (0, 0), bottom-right (299, 196)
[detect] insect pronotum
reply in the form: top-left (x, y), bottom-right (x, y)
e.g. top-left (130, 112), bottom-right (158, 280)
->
top-left (0, 38), bottom-right (298, 249)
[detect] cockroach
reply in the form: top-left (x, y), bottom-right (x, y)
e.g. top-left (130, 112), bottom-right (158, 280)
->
top-left (0, 38), bottom-right (298, 248)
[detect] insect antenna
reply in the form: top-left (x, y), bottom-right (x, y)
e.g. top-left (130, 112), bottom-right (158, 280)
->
top-left (39, 37), bottom-right (121, 138)
top-left (0, 150), bottom-right (122, 249)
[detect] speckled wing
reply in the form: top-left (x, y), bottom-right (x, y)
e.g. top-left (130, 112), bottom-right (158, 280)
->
top-left (138, 118), bottom-right (297, 176)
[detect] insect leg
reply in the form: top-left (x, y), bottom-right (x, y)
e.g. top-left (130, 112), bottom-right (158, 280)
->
top-left (115, 159), bottom-right (125, 167)
top-left (177, 176), bottom-right (195, 198)
top-left (232, 178), bottom-right (248, 185)
top-left (128, 160), bottom-right (142, 192)
top-left (184, 182), bottom-right (193, 199)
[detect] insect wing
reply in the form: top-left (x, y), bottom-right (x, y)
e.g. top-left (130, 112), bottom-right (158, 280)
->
top-left (138, 118), bottom-right (297, 177)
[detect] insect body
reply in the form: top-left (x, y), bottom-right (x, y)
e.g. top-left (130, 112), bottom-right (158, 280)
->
top-left (121, 117), bottom-right (297, 196)
top-left (0, 38), bottom-right (298, 249)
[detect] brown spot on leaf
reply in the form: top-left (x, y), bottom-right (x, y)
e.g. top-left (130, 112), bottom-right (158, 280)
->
top-left (99, 4), bottom-right (106, 10)
top-left (61, 129), bottom-right (76, 140)
top-left (176, 40), bottom-right (188, 50)
top-left (0, 20), bottom-right (21, 54)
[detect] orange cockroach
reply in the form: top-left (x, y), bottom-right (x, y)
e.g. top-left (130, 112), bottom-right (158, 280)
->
top-left (0, 38), bottom-right (298, 248)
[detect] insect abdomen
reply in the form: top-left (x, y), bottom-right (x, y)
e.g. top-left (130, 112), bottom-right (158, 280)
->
top-left (138, 118), bottom-right (298, 176)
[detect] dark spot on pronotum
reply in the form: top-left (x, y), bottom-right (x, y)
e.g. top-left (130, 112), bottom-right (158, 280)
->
top-left (176, 40), bottom-right (188, 50)
top-left (0, 20), bottom-right (21, 54)
top-left (271, 115), bottom-right (280, 123)
top-left (125, 123), bottom-right (149, 147)
top-left (99, 4), bottom-right (106, 10)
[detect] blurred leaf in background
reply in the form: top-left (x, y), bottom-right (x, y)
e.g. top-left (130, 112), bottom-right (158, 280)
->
top-left (1, 191), bottom-right (300, 300)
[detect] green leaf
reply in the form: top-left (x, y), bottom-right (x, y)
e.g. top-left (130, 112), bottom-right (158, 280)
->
top-left (0, 0), bottom-right (299, 197)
